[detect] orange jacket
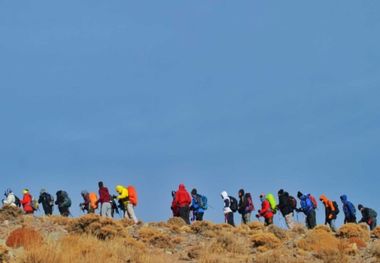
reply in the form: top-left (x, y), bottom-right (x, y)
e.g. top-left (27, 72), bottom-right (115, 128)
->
top-left (320, 194), bottom-right (336, 220)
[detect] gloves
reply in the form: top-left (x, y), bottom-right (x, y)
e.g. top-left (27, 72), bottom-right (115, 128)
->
top-left (255, 214), bottom-right (260, 219)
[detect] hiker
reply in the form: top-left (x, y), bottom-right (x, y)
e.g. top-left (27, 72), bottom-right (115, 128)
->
top-left (221, 191), bottom-right (235, 226)
top-left (320, 194), bottom-right (339, 232)
top-left (358, 204), bottom-right (377, 230)
top-left (296, 192), bottom-right (317, 229)
top-left (115, 185), bottom-right (138, 224)
top-left (256, 193), bottom-right (273, 226)
top-left (238, 189), bottom-right (254, 224)
top-left (171, 191), bottom-right (180, 217)
top-left (2, 189), bottom-right (17, 207)
top-left (21, 189), bottom-right (34, 214)
top-left (97, 181), bottom-right (112, 218)
top-left (38, 189), bottom-right (54, 216)
top-left (277, 189), bottom-right (296, 229)
top-left (80, 191), bottom-right (95, 214)
top-left (173, 184), bottom-right (191, 224)
top-left (55, 190), bottom-right (71, 217)
top-left (190, 188), bottom-right (207, 221)
top-left (340, 195), bottom-right (356, 224)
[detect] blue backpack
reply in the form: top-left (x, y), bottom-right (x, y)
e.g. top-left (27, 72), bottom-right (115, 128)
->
top-left (199, 195), bottom-right (208, 210)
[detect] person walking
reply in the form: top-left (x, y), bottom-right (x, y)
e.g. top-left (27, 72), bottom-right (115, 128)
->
top-left (256, 193), bottom-right (274, 226)
top-left (21, 189), bottom-right (34, 214)
top-left (190, 188), bottom-right (206, 221)
top-left (238, 189), bottom-right (254, 224)
top-left (296, 191), bottom-right (317, 229)
top-left (115, 185), bottom-right (138, 224)
top-left (38, 189), bottom-right (54, 216)
top-left (173, 184), bottom-right (192, 224)
top-left (55, 190), bottom-right (71, 217)
top-left (221, 191), bottom-right (235, 226)
top-left (340, 195), bottom-right (356, 224)
top-left (98, 181), bottom-right (112, 218)
top-left (358, 204), bottom-right (377, 230)
top-left (277, 189), bottom-right (296, 229)
top-left (320, 194), bottom-right (339, 232)
top-left (3, 189), bottom-right (17, 207)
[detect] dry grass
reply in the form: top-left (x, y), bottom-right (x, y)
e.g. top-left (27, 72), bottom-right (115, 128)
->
top-left (372, 227), bottom-right (380, 239)
top-left (16, 234), bottom-right (174, 263)
top-left (370, 240), bottom-right (380, 258)
top-left (251, 232), bottom-right (281, 251)
top-left (0, 206), bottom-right (23, 222)
top-left (137, 226), bottom-right (175, 249)
top-left (337, 223), bottom-right (370, 242)
top-left (67, 214), bottom-right (125, 240)
top-left (0, 244), bottom-right (10, 262)
top-left (6, 227), bottom-right (43, 250)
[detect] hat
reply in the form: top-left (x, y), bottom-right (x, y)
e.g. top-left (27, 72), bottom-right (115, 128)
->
top-left (23, 189), bottom-right (29, 194)
top-left (98, 181), bottom-right (104, 188)
top-left (191, 189), bottom-right (197, 195)
top-left (358, 204), bottom-right (364, 210)
top-left (278, 189), bottom-right (284, 195)
top-left (297, 191), bottom-right (303, 198)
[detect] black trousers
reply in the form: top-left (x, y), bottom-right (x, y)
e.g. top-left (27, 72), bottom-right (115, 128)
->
top-left (179, 206), bottom-right (190, 224)
top-left (225, 212), bottom-right (235, 226)
top-left (306, 210), bottom-right (317, 229)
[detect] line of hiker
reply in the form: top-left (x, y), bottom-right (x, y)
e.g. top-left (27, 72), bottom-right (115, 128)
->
top-left (2, 184), bottom-right (378, 231)
top-left (1, 182), bottom-right (140, 224)
top-left (171, 184), bottom-right (377, 231)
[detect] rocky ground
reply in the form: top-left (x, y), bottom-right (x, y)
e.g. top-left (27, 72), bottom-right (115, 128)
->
top-left (0, 206), bottom-right (380, 263)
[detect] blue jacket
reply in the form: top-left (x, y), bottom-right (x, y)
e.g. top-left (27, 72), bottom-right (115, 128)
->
top-left (340, 195), bottom-right (356, 219)
top-left (191, 195), bottom-right (204, 214)
top-left (299, 195), bottom-right (314, 216)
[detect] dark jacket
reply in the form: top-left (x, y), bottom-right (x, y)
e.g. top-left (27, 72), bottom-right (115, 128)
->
top-left (38, 192), bottom-right (53, 213)
top-left (238, 190), bottom-right (248, 214)
top-left (277, 192), bottom-right (293, 216)
top-left (359, 207), bottom-right (377, 224)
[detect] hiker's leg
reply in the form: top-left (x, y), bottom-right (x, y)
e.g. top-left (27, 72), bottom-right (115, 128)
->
top-left (196, 212), bottom-right (204, 221)
top-left (330, 219), bottom-right (337, 232)
top-left (285, 213), bottom-right (294, 229)
top-left (105, 202), bottom-right (112, 218)
top-left (227, 212), bottom-right (235, 226)
top-left (127, 203), bottom-right (138, 223)
top-left (310, 210), bottom-right (316, 229)
top-left (244, 213), bottom-right (251, 224)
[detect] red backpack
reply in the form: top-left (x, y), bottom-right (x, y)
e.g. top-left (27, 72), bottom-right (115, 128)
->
top-left (308, 194), bottom-right (318, 209)
top-left (127, 186), bottom-right (138, 206)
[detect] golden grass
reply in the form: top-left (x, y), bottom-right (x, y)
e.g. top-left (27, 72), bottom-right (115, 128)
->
top-left (337, 223), bottom-right (370, 242)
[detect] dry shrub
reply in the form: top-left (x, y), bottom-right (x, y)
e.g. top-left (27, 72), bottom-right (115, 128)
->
top-left (119, 218), bottom-right (136, 228)
top-left (0, 206), bottom-right (23, 221)
top-left (347, 237), bottom-right (366, 249)
top-left (296, 226), bottom-right (348, 262)
top-left (6, 227), bottom-right (43, 249)
top-left (18, 234), bottom-right (173, 263)
top-left (47, 216), bottom-right (73, 226)
top-left (247, 221), bottom-right (265, 231)
top-left (0, 244), bottom-right (9, 262)
top-left (251, 232), bottom-right (281, 250)
top-left (138, 226), bottom-right (174, 249)
top-left (290, 224), bottom-right (307, 236)
top-left (267, 224), bottom-right (288, 240)
top-left (208, 231), bottom-right (249, 254)
top-left (68, 214), bottom-right (124, 240)
top-left (372, 227), bottom-right (380, 239)
top-left (254, 247), bottom-right (306, 263)
top-left (167, 217), bottom-right (186, 227)
top-left (337, 223), bottom-right (370, 242)
top-left (191, 220), bottom-right (214, 234)
top-left (370, 240), bottom-right (380, 258)
top-left (313, 224), bottom-right (332, 233)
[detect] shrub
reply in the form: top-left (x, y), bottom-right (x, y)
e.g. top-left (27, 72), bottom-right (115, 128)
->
top-left (0, 206), bottom-right (23, 221)
top-left (6, 227), bottom-right (43, 249)
top-left (0, 244), bottom-right (9, 262)
top-left (251, 232), bottom-right (281, 249)
top-left (138, 226), bottom-right (174, 249)
top-left (372, 227), bottom-right (380, 239)
top-left (337, 223), bottom-right (370, 242)
top-left (267, 225), bottom-right (288, 240)
top-left (370, 240), bottom-right (380, 258)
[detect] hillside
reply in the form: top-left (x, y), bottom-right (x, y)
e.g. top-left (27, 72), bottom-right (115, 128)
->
top-left (0, 207), bottom-right (379, 263)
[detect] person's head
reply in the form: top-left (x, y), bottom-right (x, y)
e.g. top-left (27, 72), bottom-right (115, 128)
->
top-left (191, 188), bottom-right (197, 196)
top-left (221, 191), bottom-right (228, 199)
top-left (297, 191), bottom-right (303, 199)
top-left (81, 190), bottom-right (88, 197)
top-left (319, 194), bottom-right (328, 204)
top-left (278, 189), bottom-right (284, 196)
top-left (98, 181), bottom-right (104, 188)
top-left (259, 193), bottom-right (266, 202)
top-left (40, 189), bottom-right (46, 195)
top-left (115, 185), bottom-right (124, 194)
top-left (238, 189), bottom-right (245, 197)
top-left (358, 204), bottom-right (364, 211)
top-left (340, 195), bottom-right (347, 203)
top-left (23, 189), bottom-right (29, 195)
top-left (171, 191), bottom-right (176, 198)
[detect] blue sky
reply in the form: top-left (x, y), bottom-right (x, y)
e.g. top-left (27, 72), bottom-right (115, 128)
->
top-left (1, 1), bottom-right (379, 226)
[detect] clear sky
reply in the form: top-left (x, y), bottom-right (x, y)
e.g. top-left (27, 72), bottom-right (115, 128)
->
top-left (1, 1), bottom-right (379, 227)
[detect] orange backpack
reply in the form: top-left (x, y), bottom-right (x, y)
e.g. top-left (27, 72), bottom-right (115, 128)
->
top-left (127, 186), bottom-right (138, 206)
top-left (89, 192), bottom-right (98, 209)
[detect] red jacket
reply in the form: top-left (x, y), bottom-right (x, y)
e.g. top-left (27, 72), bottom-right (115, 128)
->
top-left (174, 184), bottom-right (191, 208)
top-left (259, 200), bottom-right (273, 219)
top-left (98, 187), bottom-right (111, 204)
top-left (21, 193), bottom-right (34, 213)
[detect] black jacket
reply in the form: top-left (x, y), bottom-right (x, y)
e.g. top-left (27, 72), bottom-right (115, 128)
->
top-left (359, 207), bottom-right (377, 224)
top-left (238, 196), bottom-right (248, 214)
top-left (277, 192), bottom-right (293, 216)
